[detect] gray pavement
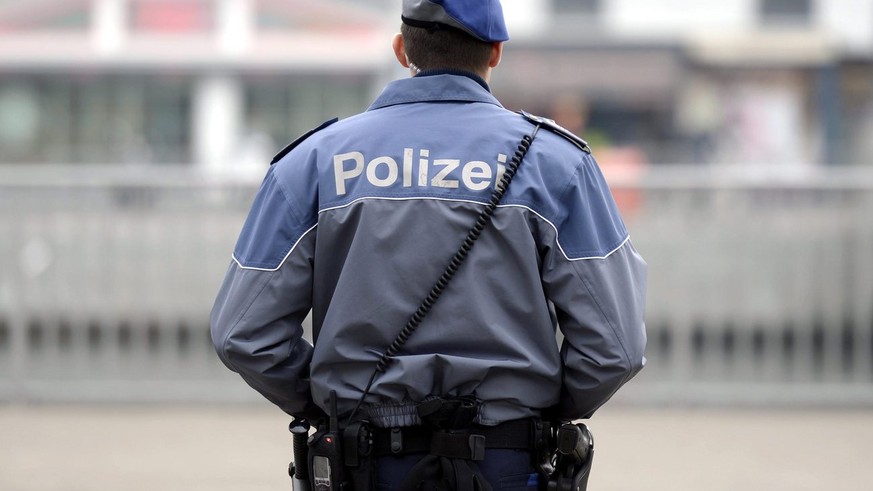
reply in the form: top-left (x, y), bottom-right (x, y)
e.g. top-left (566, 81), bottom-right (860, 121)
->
top-left (1, 404), bottom-right (871, 491)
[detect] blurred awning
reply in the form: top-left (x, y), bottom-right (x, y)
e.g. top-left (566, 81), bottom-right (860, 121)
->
top-left (493, 44), bottom-right (685, 106)
top-left (689, 31), bottom-right (837, 67)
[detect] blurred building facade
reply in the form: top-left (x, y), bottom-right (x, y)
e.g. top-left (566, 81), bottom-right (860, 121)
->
top-left (2, 1), bottom-right (873, 407)
top-left (0, 0), bottom-right (395, 172)
top-left (0, 0), bottom-right (871, 169)
top-left (497, 0), bottom-right (873, 166)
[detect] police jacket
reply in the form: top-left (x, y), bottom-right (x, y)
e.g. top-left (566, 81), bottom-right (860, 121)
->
top-left (210, 72), bottom-right (647, 428)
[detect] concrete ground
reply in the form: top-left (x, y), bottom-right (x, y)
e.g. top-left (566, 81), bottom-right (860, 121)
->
top-left (1, 404), bottom-right (871, 491)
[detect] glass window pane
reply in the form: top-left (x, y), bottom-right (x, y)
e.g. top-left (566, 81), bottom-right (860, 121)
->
top-left (244, 74), bottom-right (371, 153)
top-left (43, 79), bottom-right (74, 163)
top-left (0, 81), bottom-right (42, 162)
top-left (75, 77), bottom-right (113, 164)
top-left (0, 74), bottom-right (192, 165)
top-left (145, 78), bottom-right (191, 163)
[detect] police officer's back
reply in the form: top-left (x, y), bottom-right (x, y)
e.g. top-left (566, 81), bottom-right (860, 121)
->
top-left (210, 1), bottom-right (647, 489)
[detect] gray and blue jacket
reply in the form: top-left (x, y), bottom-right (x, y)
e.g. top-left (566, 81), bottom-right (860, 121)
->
top-left (210, 73), bottom-right (647, 427)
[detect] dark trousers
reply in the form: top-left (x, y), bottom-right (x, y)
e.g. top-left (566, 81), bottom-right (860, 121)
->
top-left (374, 449), bottom-right (539, 491)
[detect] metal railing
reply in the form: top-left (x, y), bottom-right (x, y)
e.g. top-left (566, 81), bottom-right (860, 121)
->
top-left (2, 164), bottom-right (872, 406)
top-left (616, 165), bottom-right (873, 406)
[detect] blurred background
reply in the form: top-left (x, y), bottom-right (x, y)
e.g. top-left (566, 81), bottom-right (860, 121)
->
top-left (1, 1), bottom-right (872, 490)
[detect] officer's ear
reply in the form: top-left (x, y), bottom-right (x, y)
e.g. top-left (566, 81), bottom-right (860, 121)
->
top-left (488, 42), bottom-right (504, 69)
top-left (392, 33), bottom-right (410, 69)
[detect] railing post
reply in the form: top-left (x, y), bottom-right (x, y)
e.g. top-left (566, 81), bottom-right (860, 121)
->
top-left (9, 314), bottom-right (27, 401)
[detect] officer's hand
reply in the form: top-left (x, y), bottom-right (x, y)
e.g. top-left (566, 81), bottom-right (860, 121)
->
top-left (294, 401), bottom-right (328, 427)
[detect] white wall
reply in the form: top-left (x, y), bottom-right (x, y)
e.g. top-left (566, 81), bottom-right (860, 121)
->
top-left (604, 0), bottom-right (756, 39)
top-left (818, 0), bottom-right (873, 54)
top-left (501, 0), bottom-right (550, 40)
top-left (593, 0), bottom-right (873, 53)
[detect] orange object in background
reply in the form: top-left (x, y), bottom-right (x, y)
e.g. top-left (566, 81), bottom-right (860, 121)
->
top-left (597, 146), bottom-right (646, 217)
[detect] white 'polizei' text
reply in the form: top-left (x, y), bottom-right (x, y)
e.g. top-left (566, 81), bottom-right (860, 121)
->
top-left (333, 148), bottom-right (509, 196)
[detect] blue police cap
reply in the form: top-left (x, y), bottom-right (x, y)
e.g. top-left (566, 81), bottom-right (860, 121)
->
top-left (401, 0), bottom-right (509, 43)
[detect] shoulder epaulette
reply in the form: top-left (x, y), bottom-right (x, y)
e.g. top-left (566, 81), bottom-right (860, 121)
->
top-left (270, 117), bottom-right (339, 165)
top-left (518, 110), bottom-right (591, 154)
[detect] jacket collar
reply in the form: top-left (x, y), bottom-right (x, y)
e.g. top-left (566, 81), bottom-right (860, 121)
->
top-left (416, 69), bottom-right (491, 91)
top-left (368, 74), bottom-right (503, 111)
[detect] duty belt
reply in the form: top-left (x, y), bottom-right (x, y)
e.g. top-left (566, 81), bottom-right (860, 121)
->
top-left (370, 419), bottom-right (540, 461)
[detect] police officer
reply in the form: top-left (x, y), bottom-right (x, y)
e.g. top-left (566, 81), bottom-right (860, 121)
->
top-left (210, 1), bottom-right (647, 489)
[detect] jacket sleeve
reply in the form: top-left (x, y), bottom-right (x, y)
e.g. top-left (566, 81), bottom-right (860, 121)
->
top-left (540, 154), bottom-right (648, 420)
top-left (209, 167), bottom-right (321, 418)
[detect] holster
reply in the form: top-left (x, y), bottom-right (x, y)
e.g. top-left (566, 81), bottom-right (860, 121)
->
top-left (343, 421), bottom-right (375, 491)
top-left (531, 419), bottom-right (555, 483)
top-left (546, 423), bottom-right (594, 491)
top-left (547, 453), bottom-right (594, 491)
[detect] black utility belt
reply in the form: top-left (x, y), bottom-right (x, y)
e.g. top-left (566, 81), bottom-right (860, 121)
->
top-left (369, 419), bottom-right (537, 461)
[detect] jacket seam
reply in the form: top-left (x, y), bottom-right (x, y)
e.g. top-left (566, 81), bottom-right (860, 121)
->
top-left (370, 96), bottom-right (501, 110)
top-left (270, 168), bottom-right (310, 231)
top-left (232, 224), bottom-right (317, 272)
top-left (553, 155), bottom-right (587, 238)
top-left (319, 195), bottom-right (628, 261)
top-left (557, 156), bottom-right (586, 209)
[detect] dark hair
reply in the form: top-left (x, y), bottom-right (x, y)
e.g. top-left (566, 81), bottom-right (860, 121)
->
top-left (401, 23), bottom-right (493, 74)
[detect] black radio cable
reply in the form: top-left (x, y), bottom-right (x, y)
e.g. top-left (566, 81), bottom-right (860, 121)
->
top-left (346, 124), bottom-right (542, 426)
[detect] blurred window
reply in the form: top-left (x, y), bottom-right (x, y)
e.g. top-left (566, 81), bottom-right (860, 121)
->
top-left (759, 0), bottom-right (812, 25)
top-left (130, 0), bottom-right (214, 34)
top-left (0, 74), bottom-right (191, 165)
top-left (553, 0), bottom-right (601, 16)
top-left (551, 0), bottom-right (602, 32)
top-left (254, 0), bottom-right (385, 32)
top-left (0, 0), bottom-right (90, 32)
top-left (244, 74), bottom-right (371, 150)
